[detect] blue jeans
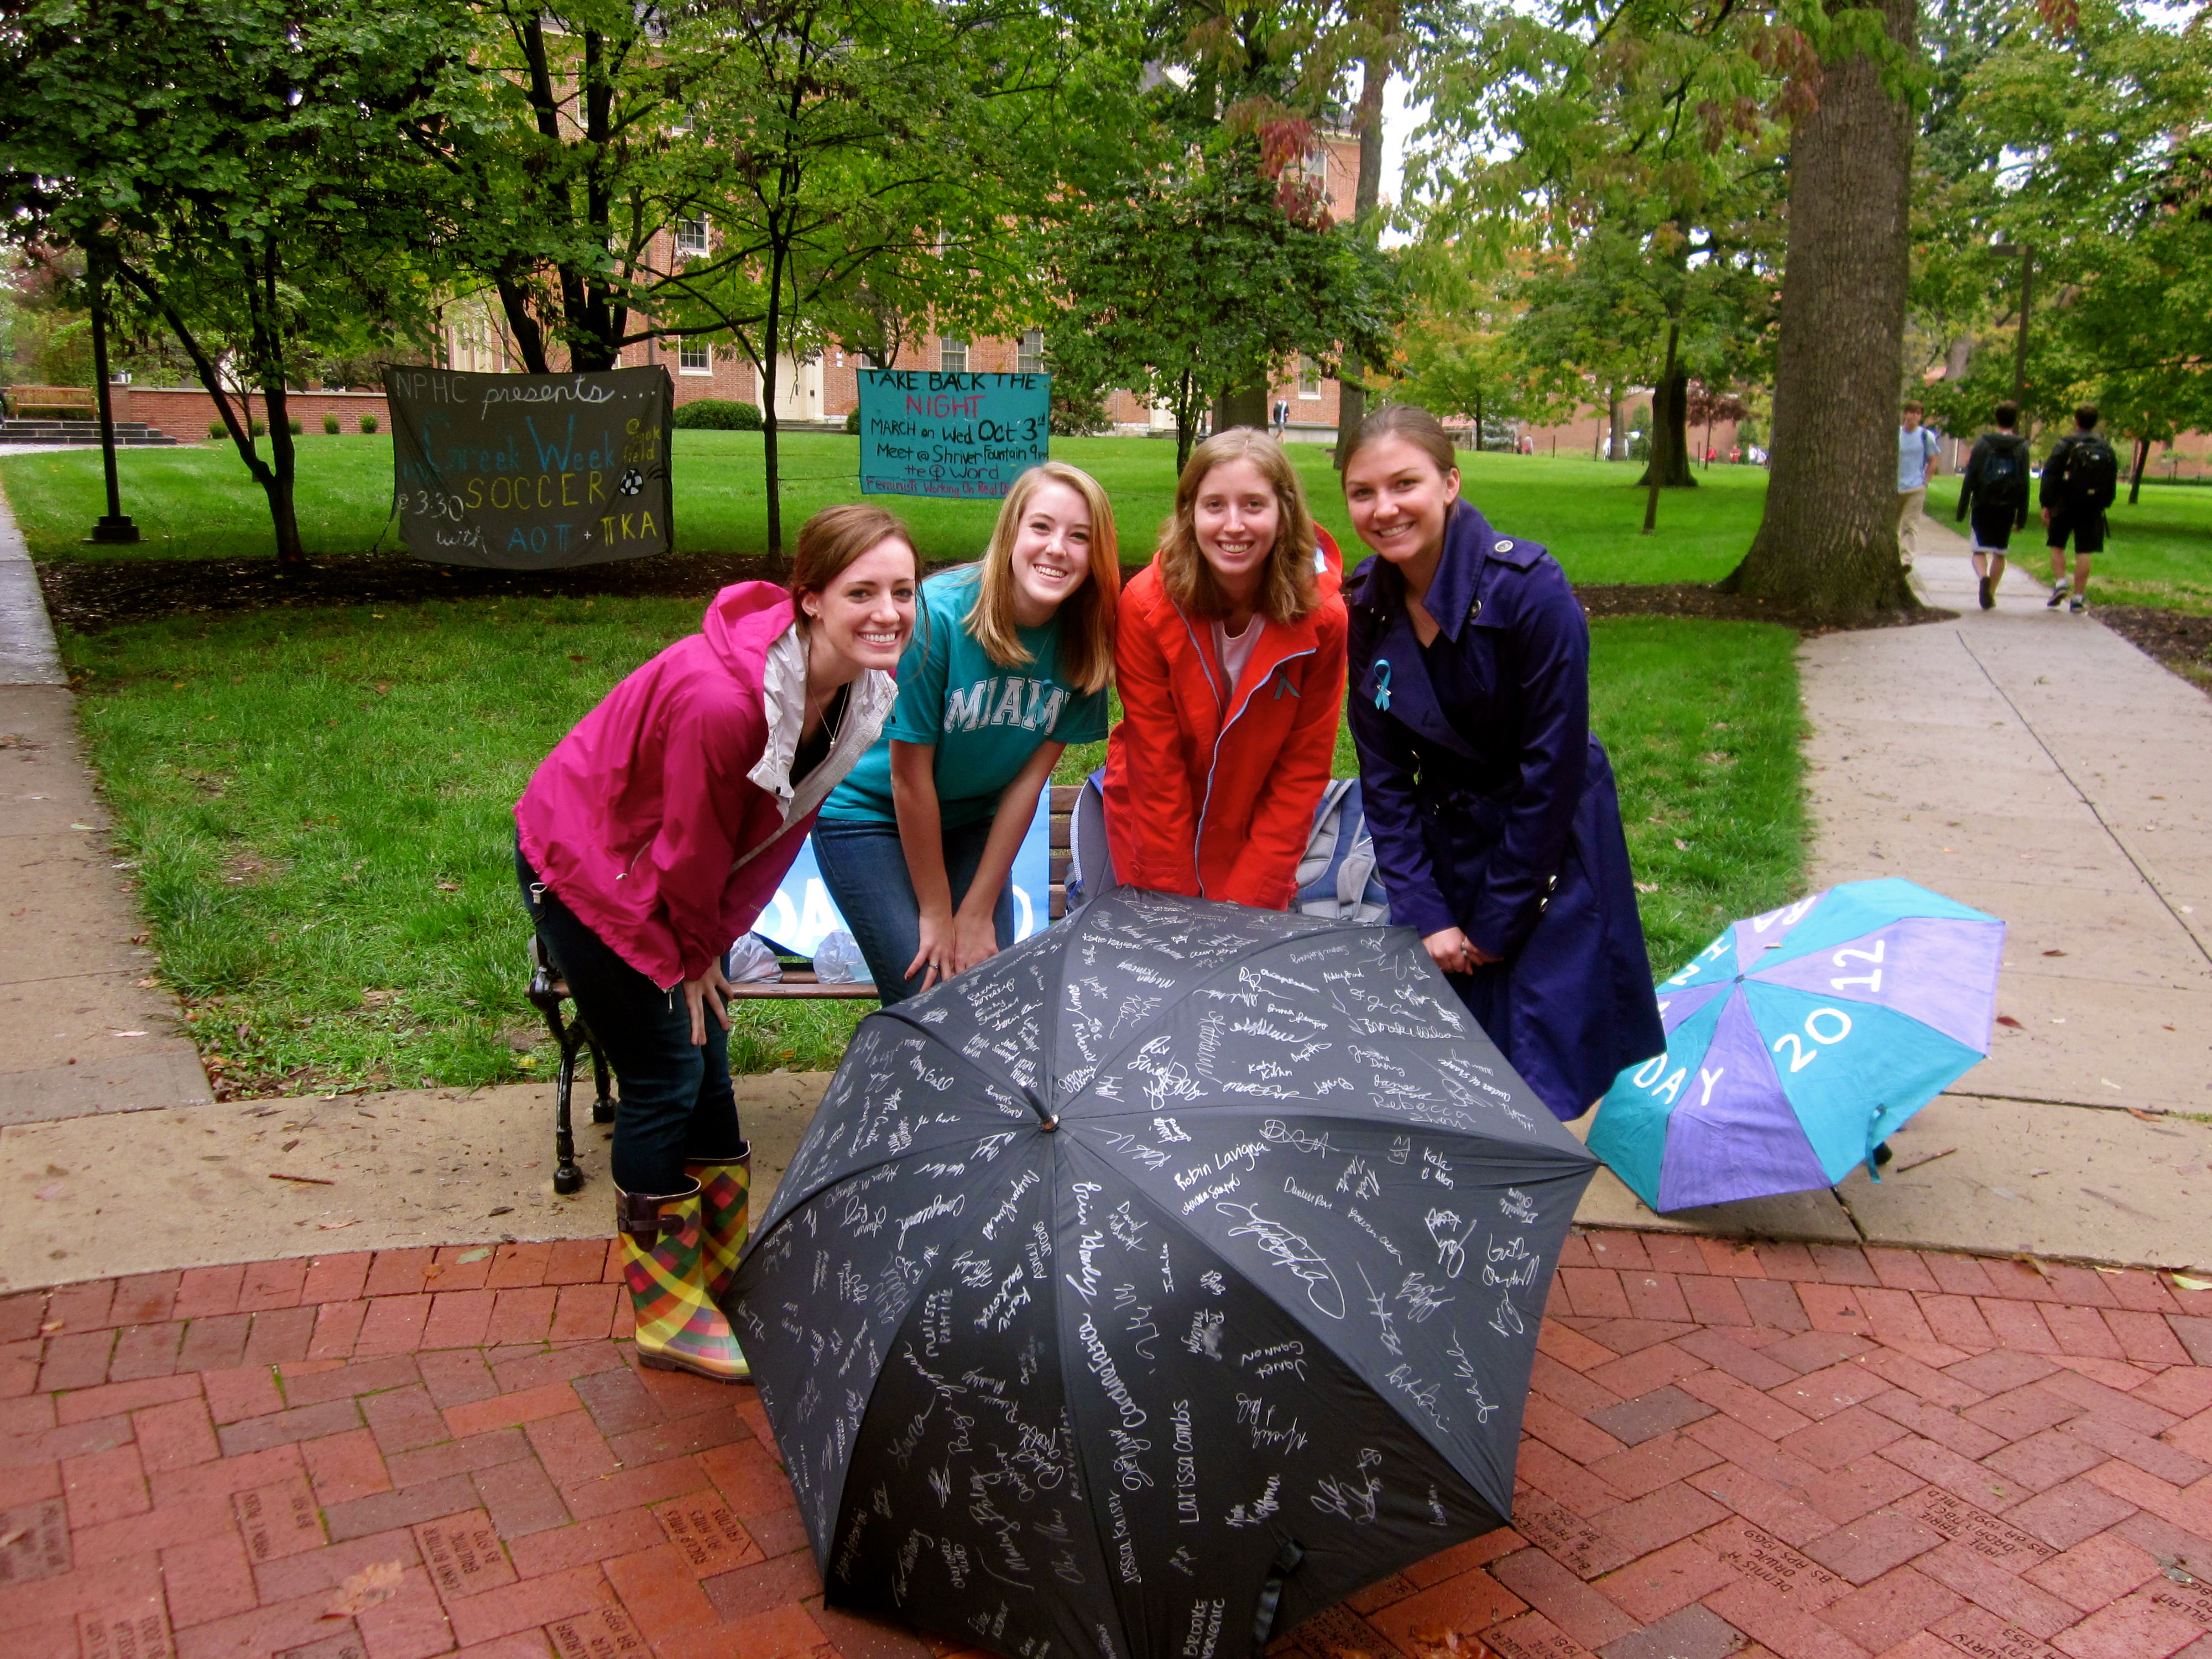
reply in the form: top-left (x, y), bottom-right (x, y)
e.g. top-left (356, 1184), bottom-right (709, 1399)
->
top-left (516, 843), bottom-right (743, 1197)
top-left (811, 816), bottom-right (1013, 1005)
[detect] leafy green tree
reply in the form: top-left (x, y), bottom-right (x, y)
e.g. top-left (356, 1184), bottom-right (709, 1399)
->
top-left (1, 0), bottom-right (448, 565)
top-left (1048, 140), bottom-right (1404, 471)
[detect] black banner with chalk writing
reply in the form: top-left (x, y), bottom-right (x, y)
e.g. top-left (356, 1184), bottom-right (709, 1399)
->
top-left (383, 367), bottom-right (673, 568)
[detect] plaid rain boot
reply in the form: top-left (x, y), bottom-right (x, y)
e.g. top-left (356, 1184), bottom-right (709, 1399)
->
top-left (616, 1181), bottom-right (749, 1380)
top-left (685, 1142), bottom-right (751, 1306)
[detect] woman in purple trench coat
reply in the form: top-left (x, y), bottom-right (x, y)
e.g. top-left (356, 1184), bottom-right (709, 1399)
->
top-left (1339, 406), bottom-right (1664, 1121)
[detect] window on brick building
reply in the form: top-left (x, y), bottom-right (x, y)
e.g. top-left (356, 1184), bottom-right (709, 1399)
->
top-left (938, 337), bottom-right (967, 374)
top-left (679, 340), bottom-right (711, 373)
top-left (675, 216), bottom-right (709, 255)
top-left (1018, 331), bottom-right (1045, 375)
top-left (1298, 356), bottom-right (1322, 399)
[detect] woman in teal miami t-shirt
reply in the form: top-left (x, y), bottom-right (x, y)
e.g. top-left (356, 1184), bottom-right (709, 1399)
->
top-left (813, 462), bottom-right (1119, 1001)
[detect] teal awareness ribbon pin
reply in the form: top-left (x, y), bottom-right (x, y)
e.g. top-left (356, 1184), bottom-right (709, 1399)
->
top-left (1371, 659), bottom-right (1393, 711)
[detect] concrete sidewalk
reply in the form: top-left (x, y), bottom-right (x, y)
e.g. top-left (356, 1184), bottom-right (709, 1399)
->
top-left (1574, 516), bottom-right (2212, 1270)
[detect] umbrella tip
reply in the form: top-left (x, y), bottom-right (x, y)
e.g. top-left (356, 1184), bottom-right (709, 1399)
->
top-left (1040, 1114), bottom-right (1060, 1132)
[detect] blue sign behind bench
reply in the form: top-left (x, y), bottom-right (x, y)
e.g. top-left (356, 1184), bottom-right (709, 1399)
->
top-left (856, 369), bottom-right (1048, 499)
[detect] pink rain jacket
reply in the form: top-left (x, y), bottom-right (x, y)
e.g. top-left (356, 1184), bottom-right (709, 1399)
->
top-left (515, 582), bottom-right (890, 988)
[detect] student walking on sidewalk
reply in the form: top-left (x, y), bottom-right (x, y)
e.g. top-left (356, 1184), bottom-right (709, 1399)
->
top-left (1897, 400), bottom-right (1942, 570)
top-left (1955, 400), bottom-right (2033, 609)
top-left (514, 506), bottom-right (915, 1380)
top-left (2042, 404), bottom-right (2120, 613)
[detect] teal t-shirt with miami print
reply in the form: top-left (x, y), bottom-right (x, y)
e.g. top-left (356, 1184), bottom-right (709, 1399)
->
top-left (821, 565), bottom-right (1108, 830)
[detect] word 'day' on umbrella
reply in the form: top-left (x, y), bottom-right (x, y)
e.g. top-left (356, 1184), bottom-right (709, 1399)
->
top-left (1589, 877), bottom-right (2005, 1213)
top-left (729, 888), bottom-right (1598, 1659)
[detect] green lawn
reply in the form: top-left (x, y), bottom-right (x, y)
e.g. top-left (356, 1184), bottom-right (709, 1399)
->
top-left (64, 598), bottom-right (1802, 1097)
top-left (4, 432), bottom-right (1766, 586)
top-left (1925, 474), bottom-right (2212, 613)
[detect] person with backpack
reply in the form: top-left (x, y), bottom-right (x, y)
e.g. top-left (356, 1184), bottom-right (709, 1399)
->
top-left (1338, 404), bottom-right (1665, 1123)
top-left (2042, 404), bottom-right (2119, 612)
top-left (1103, 428), bottom-right (1348, 910)
top-left (1896, 400), bottom-right (1942, 570)
top-left (1955, 400), bottom-right (2033, 610)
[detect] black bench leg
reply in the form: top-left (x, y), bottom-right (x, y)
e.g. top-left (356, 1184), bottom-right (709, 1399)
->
top-left (588, 1037), bottom-right (615, 1125)
top-left (528, 947), bottom-right (589, 1198)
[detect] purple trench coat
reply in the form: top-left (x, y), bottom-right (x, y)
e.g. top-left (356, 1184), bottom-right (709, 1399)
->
top-left (1345, 501), bottom-right (1665, 1121)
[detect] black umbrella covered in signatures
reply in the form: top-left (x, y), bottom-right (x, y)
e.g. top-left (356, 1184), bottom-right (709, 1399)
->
top-left (729, 889), bottom-right (1598, 1659)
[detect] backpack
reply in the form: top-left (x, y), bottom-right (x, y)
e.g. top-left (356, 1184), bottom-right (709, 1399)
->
top-left (1292, 778), bottom-right (1392, 924)
top-left (1062, 770), bottom-right (1392, 924)
top-left (2067, 434), bottom-right (2120, 512)
top-left (1980, 437), bottom-right (2028, 509)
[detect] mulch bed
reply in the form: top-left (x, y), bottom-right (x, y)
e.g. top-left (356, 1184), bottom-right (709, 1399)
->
top-left (40, 552), bottom-right (1960, 637)
top-left (1574, 582), bottom-right (1953, 635)
top-left (2098, 604), bottom-right (2212, 693)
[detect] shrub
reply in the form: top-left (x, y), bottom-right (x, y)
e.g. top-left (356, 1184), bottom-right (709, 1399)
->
top-left (671, 398), bottom-right (762, 431)
top-left (359, 414), bottom-right (378, 434)
top-left (208, 421), bottom-right (224, 440)
top-left (843, 409), bottom-right (862, 435)
top-left (286, 417), bottom-right (302, 435)
top-left (322, 414), bottom-right (341, 435)
top-left (249, 418), bottom-right (267, 436)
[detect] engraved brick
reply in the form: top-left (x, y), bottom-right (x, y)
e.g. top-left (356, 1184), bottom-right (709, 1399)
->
top-left (1508, 1491), bottom-right (1636, 1580)
top-left (1696, 1516), bottom-right (1850, 1609)
top-left (541, 1608), bottom-right (645, 1659)
top-left (234, 1474), bottom-right (327, 1562)
top-left (0, 1499), bottom-right (73, 1585)
top-left (1903, 1488), bottom-right (2056, 1567)
top-left (412, 1510), bottom-right (517, 1599)
top-left (649, 1496), bottom-right (761, 1579)
top-left (1929, 1603), bottom-right (2065, 1658)
top-left (77, 1601), bottom-right (174, 1659)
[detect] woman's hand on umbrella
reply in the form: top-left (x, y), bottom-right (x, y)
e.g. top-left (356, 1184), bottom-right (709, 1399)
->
top-left (951, 909), bottom-right (1000, 976)
top-left (1423, 926), bottom-right (1498, 974)
top-left (682, 961), bottom-right (735, 1046)
top-left (908, 907), bottom-right (960, 993)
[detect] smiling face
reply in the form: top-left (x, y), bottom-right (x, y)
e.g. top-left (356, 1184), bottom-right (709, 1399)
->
top-left (1006, 479), bottom-right (1094, 627)
top-left (1191, 458), bottom-right (1282, 600)
top-left (800, 537), bottom-right (916, 681)
top-left (1343, 435), bottom-right (1461, 568)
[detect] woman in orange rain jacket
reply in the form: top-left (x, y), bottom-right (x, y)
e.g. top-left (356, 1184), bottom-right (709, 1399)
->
top-left (1103, 428), bottom-right (1348, 910)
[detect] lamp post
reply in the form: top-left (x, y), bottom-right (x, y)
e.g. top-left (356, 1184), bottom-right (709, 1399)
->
top-left (84, 247), bottom-right (140, 545)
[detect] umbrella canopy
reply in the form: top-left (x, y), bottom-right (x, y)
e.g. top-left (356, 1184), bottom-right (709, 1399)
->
top-left (731, 889), bottom-right (1598, 1659)
top-left (1588, 877), bottom-right (2005, 1213)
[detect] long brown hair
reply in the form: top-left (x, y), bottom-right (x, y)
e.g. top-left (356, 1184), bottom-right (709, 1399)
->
top-left (1156, 429), bottom-right (1319, 625)
top-left (1338, 403), bottom-right (1459, 481)
top-left (790, 503), bottom-right (916, 627)
top-left (967, 462), bottom-right (1119, 695)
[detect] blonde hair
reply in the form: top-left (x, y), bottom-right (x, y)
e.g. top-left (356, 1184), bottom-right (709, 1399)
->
top-left (967, 462), bottom-right (1119, 695)
top-left (1157, 429), bottom-right (1319, 626)
top-left (791, 503), bottom-right (916, 626)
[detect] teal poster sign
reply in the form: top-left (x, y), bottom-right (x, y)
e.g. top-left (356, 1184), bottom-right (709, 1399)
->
top-left (857, 369), bottom-right (1049, 499)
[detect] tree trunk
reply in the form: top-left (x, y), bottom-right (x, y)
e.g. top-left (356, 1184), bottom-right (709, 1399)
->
top-left (1636, 355), bottom-right (1696, 489)
top-left (1214, 380), bottom-right (1270, 435)
top-left (1333, 8), bottom-right (1397, 468)
top-left (1607, 392), bottom-right (1625, 461)
top-left (1642, 323), bottom-right (1679, 533)
top-left (2128, 436), bottom-right (2149, 505)
top-left (1719, 0), bottom-right (1918, 615)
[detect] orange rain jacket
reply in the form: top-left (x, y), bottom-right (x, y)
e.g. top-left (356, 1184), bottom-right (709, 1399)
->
top-left (1103, 532), bottom-right (1349, 910)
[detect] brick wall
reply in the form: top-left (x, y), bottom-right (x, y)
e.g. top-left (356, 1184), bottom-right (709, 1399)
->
top-left (117, 387), bottom-right (391, 440)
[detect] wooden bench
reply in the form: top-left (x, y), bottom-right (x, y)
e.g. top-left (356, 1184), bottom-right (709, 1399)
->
top-left (526, 784), bottom-right (1084, 1190)
top-left (727, 781), bottom-right (1081, 999)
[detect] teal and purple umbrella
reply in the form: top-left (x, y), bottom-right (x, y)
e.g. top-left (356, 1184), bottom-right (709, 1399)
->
top-left (1589, 878), bottom-right (2005, 1213)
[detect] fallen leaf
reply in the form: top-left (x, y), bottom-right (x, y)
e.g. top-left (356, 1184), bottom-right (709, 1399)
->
top-left (1995, 1015), bottom-right (2023, 1029)
top-left (2102, 1079), bottom-right (2124, 1091)
top-left (457, 1246), bottom-right (491, 1263)
top-left (317, 1218), bottom-right (358, 1230)
top-left (2127, 1107), bottom-right (2162, 1121)
top-left (1673, 838), bottom-right (1689, 851)
top-left (269, 1172), bottom-right (336, 1186)
top-left (488, 1206), bottom-right (514, 1217)
top-left (435, 881), bottom-right (459, 892)
top-left (109, 1030), bottom-right (148, 1037)
top-left (325, 1561), bottom-right (404, 1618)
top-left (2042, 949), bottom-right (2066, 957)
top-left (38, 1319), bottom-right (64, 1334)
top-left (280, 1139), bottom-right (300, 1152)
top-left (2173, 1274), bottom-right (2212, 1292)
top-left (1634, 881), bottom-right (1657, 893)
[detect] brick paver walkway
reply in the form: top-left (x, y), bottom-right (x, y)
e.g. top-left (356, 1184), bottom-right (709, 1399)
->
top-left (6, 1233), bottom-right (2211, 1659)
